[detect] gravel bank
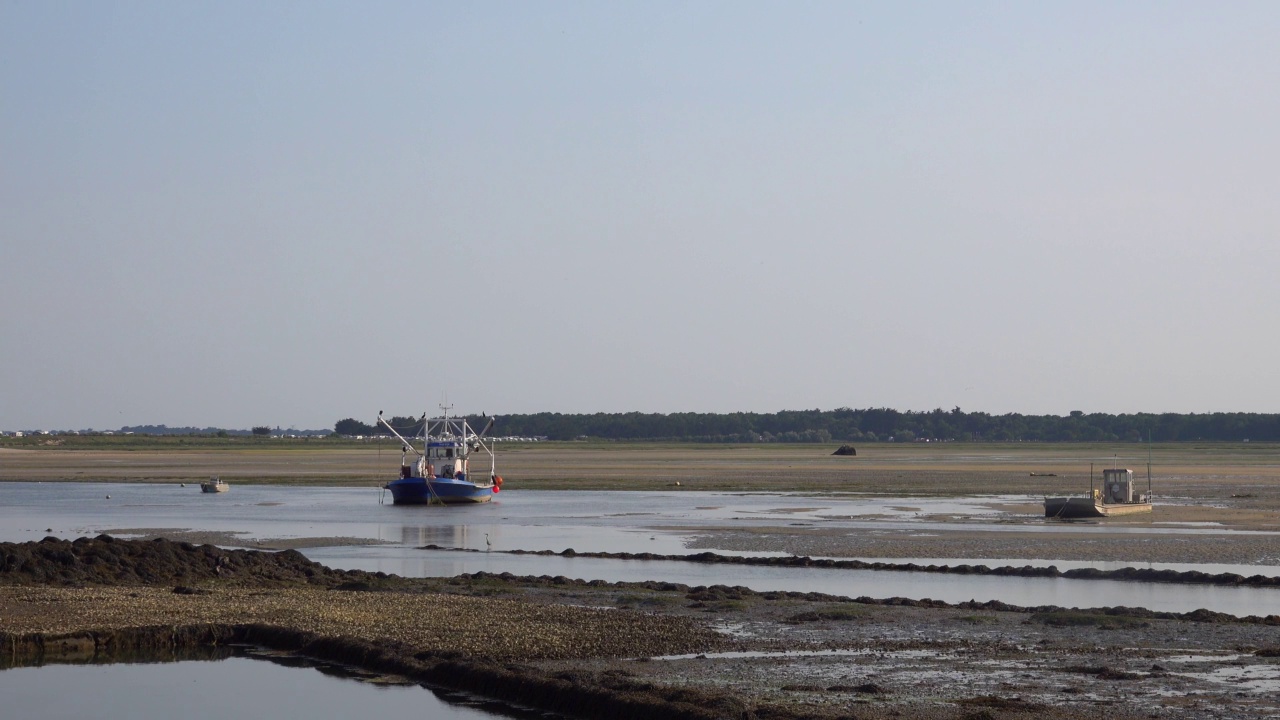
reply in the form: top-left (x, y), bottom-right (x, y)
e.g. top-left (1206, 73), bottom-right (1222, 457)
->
top-left (0, 585), bottom-right (722, 661)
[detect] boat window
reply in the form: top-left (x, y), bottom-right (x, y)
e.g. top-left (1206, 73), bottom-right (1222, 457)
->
top-left (446, 449), bottom-right (453, 458)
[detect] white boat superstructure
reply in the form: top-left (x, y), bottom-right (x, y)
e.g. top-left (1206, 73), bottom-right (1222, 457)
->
top-left (1045, 466), bottom-right (1152, 519)
top-left (379, 405), bottom-right (503, 505)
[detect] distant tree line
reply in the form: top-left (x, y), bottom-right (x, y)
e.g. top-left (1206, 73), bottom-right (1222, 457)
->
top-left (335, 416), bottom-right (423, 438)
top-left (117, 424), bottom-right (329, 437)
top-left (333, 408), bottom-right (1280, 443)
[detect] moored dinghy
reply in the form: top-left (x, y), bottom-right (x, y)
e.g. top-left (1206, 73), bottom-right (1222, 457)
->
top-left (378, 405), bottom-right (504, 505)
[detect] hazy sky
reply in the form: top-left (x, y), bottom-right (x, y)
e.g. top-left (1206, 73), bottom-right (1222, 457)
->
top-left (3, 2), bottom-right (1278, 430)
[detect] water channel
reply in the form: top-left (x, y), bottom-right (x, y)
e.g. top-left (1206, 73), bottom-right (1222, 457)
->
top-left (3, 482), bottom-right (1279, 616)
top-left (0, 650), bottom-right (537, 720)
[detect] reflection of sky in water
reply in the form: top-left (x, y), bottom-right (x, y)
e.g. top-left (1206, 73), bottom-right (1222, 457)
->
top-left (4, 481), bottom-right (1280, 562)
top-left (0, 655), bottom-right (510, 720)
top-left (4, 483), bottom-right (1276, 546)
top-left (1169, 662), bottom-right (1280, 694)
top-left (304, 546), bottom-right (1280, 618)
top-left (5, 482), bottom-right (1280, 617)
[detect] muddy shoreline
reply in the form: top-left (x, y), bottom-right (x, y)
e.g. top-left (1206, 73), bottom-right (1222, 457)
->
top-left (100, 528), bottom-right (396, 550)
top-left (467, 546), bottom-right (1280, 589)
top-left (6, 536), bottom-right (1280, 719)
top-left (1, 624), bottom-right (747, 720)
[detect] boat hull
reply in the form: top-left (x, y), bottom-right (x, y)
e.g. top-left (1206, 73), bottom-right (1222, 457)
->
top-left (385, 477), bottom-right (493, 505)
top-left (200, 482), bottom-right (228, 493)
top-left (1044, 497), bottom-right (1151, 518)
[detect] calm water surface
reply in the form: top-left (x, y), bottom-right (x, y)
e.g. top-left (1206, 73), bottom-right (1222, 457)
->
top-left (309, 545), bottom-right (1280, 617)
top-left (4, 482), bottom-right (1273, 550)
top-left (0, 654), bottom-right (525, 720)
top-left (3, 482), bottom-right (1279, 616)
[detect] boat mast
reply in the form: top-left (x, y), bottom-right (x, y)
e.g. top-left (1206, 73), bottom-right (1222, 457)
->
top-left (440, 401), bottom-right (455, 439)
top-left (1147, 430), bottom-right (1153, 497)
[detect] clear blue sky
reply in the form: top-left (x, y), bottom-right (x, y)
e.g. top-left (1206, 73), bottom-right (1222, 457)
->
top-left (3, 2), bottom-right (1278, 430)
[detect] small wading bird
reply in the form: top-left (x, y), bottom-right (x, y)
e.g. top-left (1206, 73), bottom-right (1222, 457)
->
top-left (485, 533), bottom-right (491, 551)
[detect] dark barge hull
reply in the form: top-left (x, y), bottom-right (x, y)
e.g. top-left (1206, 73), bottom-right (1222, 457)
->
top-left (1044, 497), bottom-right (1152, 518)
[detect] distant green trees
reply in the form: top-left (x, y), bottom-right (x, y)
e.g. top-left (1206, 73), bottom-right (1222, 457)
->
top-left (334, 416), bottom-right (422, 437)
top-left (333, 408), bottom-right (1280, 443)
top-left (334, 418), bottom-right (375, 436)
top-left (251, 426), bottom-right (271, 436)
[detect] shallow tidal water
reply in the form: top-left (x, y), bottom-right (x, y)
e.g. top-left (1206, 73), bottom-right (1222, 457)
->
top-left (0, 653), bottom-right (528, 720)
top-left (4, 482), bottom-right (1280, 616)
top-left (308, 545), bottom-right (1280, 616)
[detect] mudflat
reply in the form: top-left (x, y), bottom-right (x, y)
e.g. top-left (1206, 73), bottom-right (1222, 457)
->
top-left (5, 440), bottom-right (1280, 549)
top-left (6, 442), bottom-right (1280, 717)
top-left (4, 537), bottom-right (1280, 720)
top-left (4, 439), bottom-right (1280, 494)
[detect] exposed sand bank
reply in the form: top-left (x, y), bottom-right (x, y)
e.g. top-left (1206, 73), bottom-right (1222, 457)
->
top-left (684, 524), bottom-right (1280, 566)
top-left (100, 528), bottom-right (395, 550)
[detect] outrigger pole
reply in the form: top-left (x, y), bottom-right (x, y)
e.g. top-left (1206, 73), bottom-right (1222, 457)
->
top-left (376, 411), bottom-right (422, 458)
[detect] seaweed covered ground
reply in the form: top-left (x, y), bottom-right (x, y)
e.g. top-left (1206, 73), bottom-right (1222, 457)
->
top-left (4, 537), bottom-right (1280, 719)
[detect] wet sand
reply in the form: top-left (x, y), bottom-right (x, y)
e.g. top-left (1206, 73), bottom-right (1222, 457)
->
top-left (7, 442), bottom-right (1280, 562)
top-left (99, 528), bottom-right (396, 551)
top-left (685, 523), bottom-right (1280, 566)
top-left (6, 443), bottom-right (1280, 717)
top-left (5, 538), bottom-right (1280, 719)
top-left (533, 581), bottom-right (1280, 720)
top-left (5, 440), bottom-right (1280, 497)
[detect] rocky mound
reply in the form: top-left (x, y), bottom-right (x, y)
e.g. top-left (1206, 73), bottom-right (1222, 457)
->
top-left (0, 535), bottom-right (361, 587)
top-left (489, 546), bottom-right (1280, 590)
top-left (831, 444), bottom-right (856, 456)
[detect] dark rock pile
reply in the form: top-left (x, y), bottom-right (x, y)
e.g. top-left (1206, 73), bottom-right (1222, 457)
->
top-left (490, 546), bottom-right (1280, 590)
top-left (0, 535), bottom-right (361, 587)
top-left (832, 444), bottom-right (857, 456)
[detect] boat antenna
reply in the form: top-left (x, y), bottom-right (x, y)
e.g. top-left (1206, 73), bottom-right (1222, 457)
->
top-left (1152, 427), bottom-right (1162, 497)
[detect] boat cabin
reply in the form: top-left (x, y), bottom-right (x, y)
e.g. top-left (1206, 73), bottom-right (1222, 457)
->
top-left (1102, 468), bottom-right (1147, 504)
top-left (423, 440), bottom-right (468, 480)
top-left (399, 440), bottom-right (469, 481)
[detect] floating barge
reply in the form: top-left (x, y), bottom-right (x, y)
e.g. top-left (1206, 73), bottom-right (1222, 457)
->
top-left (1044, 467), bottom-right (1152, 519)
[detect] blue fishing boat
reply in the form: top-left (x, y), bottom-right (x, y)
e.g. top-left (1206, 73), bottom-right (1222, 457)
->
top-left (378, 405), bottom-right (504, 505)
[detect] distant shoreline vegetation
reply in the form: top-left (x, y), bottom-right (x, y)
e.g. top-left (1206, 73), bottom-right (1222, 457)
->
top-left (7, 409), bottom-right (1278, 443)
top-left (333, 408), bottom-right (1280, 443)
top-left (0, 425), bottom-right (330, 439)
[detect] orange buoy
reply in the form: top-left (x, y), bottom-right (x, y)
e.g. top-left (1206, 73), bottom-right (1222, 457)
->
top-left (494, 476), bottom-right (504, 487)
